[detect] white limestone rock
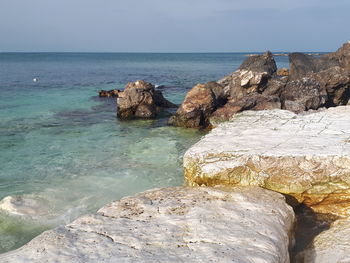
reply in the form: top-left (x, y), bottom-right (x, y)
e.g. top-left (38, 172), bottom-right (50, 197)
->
top-left (184, 106), bottom-right (350, 216)
top-left (0, 186), bottom-right (295, 263)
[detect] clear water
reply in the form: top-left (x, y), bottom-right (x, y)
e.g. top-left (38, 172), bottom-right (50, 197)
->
top-left (0, 52), bottom-right (289, 253)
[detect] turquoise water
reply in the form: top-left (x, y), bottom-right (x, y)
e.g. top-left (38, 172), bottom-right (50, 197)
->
top-left (0, 53), bottom-right (289, 253)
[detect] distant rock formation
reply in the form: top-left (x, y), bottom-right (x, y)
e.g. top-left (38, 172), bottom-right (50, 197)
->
top-left (117, 80), bottom-right (176, 119)
top-left (0, 187), bottom-right (295, 263)
top-left (170, 42), bottom-right (350, 128)
top-left (98, 89), bottom-right (121, 98)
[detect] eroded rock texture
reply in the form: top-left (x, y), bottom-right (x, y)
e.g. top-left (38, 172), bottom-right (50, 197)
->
top-left (117, 80), bottom-right (176, 119)
top-left (170, 41), bottom-right (350, 128)
top-left (0, 187), bottom-right (295, 263)
top-left (184, 106), bottom-right (350, 216)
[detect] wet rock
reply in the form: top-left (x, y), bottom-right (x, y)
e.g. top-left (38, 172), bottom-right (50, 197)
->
top-left (168, 82), bottom-right (226, 128)
top-left (98, 89), bottom-right (121, 98)
top-left (184, 106), bottom-right (350, 217)
top-left (0, 186), bottom-right (295, 263)
top-left (117, 80), bottom-right (176, 119)
top-left (297, 217), bottom-right (350, 262)
top-left (281, 77), bottom-right (327, 113)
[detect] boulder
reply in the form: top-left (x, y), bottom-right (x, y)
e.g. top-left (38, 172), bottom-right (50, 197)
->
top-left (98, 89), bottom-right (121, 98)
top-left (281, 77), bottom-right (327, 113)
top-left (288, 53), bottom-right (339, 80)
top-left (218, 51), bottom-right (277, 99)
top-left (0, 187), bottom-right (295, 263)
top-left (210, 94), bottom-right (281, 126)
top-left (184, 106), bottom-right (350, 217)
top-left (324, 41), bottom-right (350, 72)
top-left (168, 82), bottom-right (226, 128)
top-left (117, 80), bottom-right (176, 119)
top-left (297, 217), bottom-right (350, 262)
top-left (313, 66), bottom-right (350, 107)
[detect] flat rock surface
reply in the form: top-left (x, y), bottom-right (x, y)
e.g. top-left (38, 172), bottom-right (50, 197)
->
top-left (297, 218), bottom-right (350, 263)
top-left (0, 186), bottom-right (294, 263)
top-left (184, 106), bottom-right (350, 216)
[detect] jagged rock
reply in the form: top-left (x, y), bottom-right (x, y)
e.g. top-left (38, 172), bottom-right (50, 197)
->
top-left (218, 51), bottom-right (277, 99)
top-left (325, 41), bottom-right (350, 72)
top-left (288, 53), bottom-right (339, 80)
top-left (117, 80), bottom-right (176, 119)
top-left (277, 68), bottom-right (289, 76)
top-left (98, 89), bottom-right (121, 98)
top-left (184, 106), bottom-right (350, 217)
top-left (313, 66), bottom-right (350, 106)
top-left (168, 82), bottom-right (226, 128)
top-left (210, 94), bottom-right (281, 126)
top-left (262, 77), bottom-right (288, 97)
top-left (281, 77), bottom-right (327, 113)
top-left (0, 187), bottom-right (295, 263)
top-left (297, 217), bottom-right (350, 262)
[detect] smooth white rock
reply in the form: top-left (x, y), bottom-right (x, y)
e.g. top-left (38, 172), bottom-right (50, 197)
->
top-left (0, 186), bottom-right (295, 263)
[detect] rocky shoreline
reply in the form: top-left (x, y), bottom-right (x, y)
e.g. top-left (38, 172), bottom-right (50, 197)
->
top-left (1, 42), bottom-right (350, 262)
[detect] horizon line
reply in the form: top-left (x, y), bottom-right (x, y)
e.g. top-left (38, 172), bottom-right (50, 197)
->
top-left (0, 51), bottom-right (330, 54)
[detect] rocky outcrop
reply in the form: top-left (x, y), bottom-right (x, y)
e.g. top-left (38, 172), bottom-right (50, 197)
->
top-left (0, 186), bottom-right (295, 263)
top-left (184, 106), bottom-right (350, 217)
top-left (281, 77), bottom-right (327, 113)
top-left (98, 89), bottom-right (121, 98)
top-left (170, 42), bottom-right (350, 129)
top-left (168, 82), bottom-right (227, 128)
top-left (117, 80), bottom-right (176, 119)
top-left (297, 217), bottom-right (350, 262)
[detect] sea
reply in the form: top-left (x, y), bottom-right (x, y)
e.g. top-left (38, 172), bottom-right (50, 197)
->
top-left (0, 52), bottom-right (290, 253)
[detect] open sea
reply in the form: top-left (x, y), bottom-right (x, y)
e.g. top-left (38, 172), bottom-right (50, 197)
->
top-left (0, 52), bottom-right (289, 253)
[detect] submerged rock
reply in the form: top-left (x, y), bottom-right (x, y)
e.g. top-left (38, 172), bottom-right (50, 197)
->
top-left (117, 80), bottom-right (176, 119)
top-left (184, 106), bottom-right (350, 217)
top-left (98, 89), bottom-right (121, 98)
top-left (0, 186), bottom-right (295, 263)
top-left (297, 217), bottom-right (350, 262)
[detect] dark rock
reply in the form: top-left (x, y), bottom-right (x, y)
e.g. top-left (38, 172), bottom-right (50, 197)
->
top-left (324, 41), bottom-right (350, 72)
top-left (239, 51), bottom-right (277, 75)
top-left (168, 82), bottom-right (226, 128)
top-left (219, 51), bottom-right (277, 100)
top-left (313, 67), bottom-right (350, 106)
top-left (281, 77), bottom-right (327, 113)
top-left (262, 77), bottom-right (288, 97)
top-left (99, 89), bottom-right (121, 97)
top-left (210, 94), bottom-right (281, 125)
top-left (117, 80), bottom-right (176, 119)
top-left (289, 53), bottom-right (339, 80)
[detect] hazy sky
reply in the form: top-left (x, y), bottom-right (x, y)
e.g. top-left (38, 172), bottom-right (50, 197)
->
top-left (1, 0), bottom-right (349, 52)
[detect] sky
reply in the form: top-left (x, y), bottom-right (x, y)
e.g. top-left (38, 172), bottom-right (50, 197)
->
top-left (1, 0), bottom-right (350, 52)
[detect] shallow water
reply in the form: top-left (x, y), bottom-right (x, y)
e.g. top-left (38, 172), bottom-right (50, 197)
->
top-left (0, 52), bottom-right (289, 253)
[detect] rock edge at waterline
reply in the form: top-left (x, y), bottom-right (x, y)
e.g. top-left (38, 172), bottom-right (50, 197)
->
top-left (184, 106), bottom-right (350, 216)
top-left (0, 186), bottom-right (295, 263)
